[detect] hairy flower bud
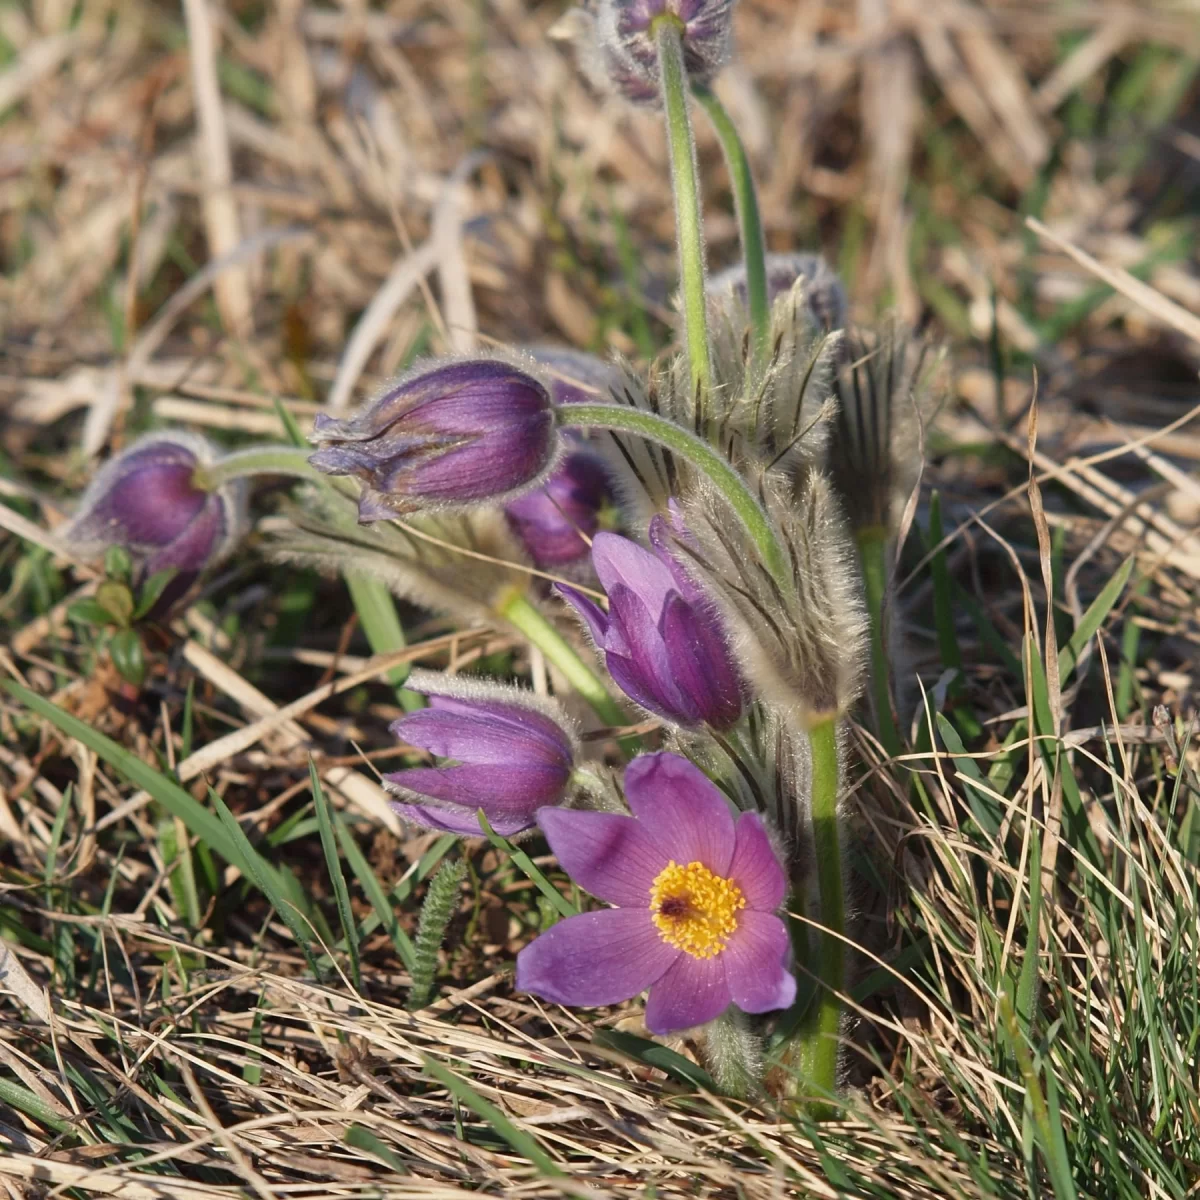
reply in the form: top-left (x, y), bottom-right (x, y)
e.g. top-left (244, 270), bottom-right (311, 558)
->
top-left (63, 433), bottom-right (244, 610)
top-left (559, 520), bottom-right (744, 730)
top-left (671, 474), bottom-right (867, 730)
top-left (564, 0), bottom-right (734, 105)
top-left (384, 671), bottom-right (579, 837)
top-left (831, 322), bottom-right (942, 537)
top-left (505, 444), bottom-right (614, 569)
top-left (309, 358), bottom-right (560, 522)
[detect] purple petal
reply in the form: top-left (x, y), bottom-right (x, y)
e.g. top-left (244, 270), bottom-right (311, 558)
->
top-left (723, 910), bottom-right (796, 1014)
top-left (644, 953), bottom-right (731, 1034)
top-left (538, 807), bottom-right (666, 907)
top-left (392, 801), bottom-right (533, 838)
top-left (622, 753), bottom-right (735, 875)
top-left (590, 533), bottom-right (676, 619)
top-left (516, 908), bottom-right (678, 1007)
top-left (391, 705), bottom-right (571, 767)
top-left (657, 593), bottom-right (733, 728)
top-left (142, 495), bottom-right (224, 578)
top-left (384, 763), bottom-right (566, 812)
top-left (728, 813), bottom-right (787, 912)
top-left (605, 584), bottom-right (692, 720)
top-left (556, 584), bottom-right (610, 644)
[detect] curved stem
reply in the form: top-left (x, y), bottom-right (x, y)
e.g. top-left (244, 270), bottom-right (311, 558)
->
top-left (692, 86), bottom-right (770, 379)
top-left (194, 446), bottom-right (323, 490)
top-left (794, 716), bottom-right (844, 1113)
top-left (655, 17), bottom-right (711, 399)
top-left (561, 401), bottom-right (790, 589)
top-left (493, 586), bottom-right (630, 735)
top-left (858, 527), bottom-right (901, 757)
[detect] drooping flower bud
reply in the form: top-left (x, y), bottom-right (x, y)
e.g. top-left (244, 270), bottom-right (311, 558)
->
top-left (309, 358), bottom-right (561, 522)
top-left (558, 519), bottom-right (744, 730)
top-left (505, 444), bottom-right (614, 569)
top-left (383, 671), bottom-right (579, 837)
top-left (63, 433), bottom-right (244, 611)
top-left (564, 0), bottom-right (734, 105)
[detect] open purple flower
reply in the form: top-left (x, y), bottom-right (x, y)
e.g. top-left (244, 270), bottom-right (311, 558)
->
top-left (516, 752), bottom-right (794, 1034)
top-left (309, 359), bottom-right (560, 522)
top-left (557, 518), bottom-right (743, 729)
top-left (505, 446), bottom-right (613, 569)
top-left (383, 672), bottom-right (577, 837)
top-left (63, 433), bottom-right (241, 610)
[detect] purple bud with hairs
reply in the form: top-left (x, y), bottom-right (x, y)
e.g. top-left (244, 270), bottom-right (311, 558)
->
top-left (600, 0), bottom-right (734, 99)
top-left (63, 433), bottom-right (243, 611)
top-left (309, 359), bottom-right (560, 522)
top-left (505, 446), bottom-right (613, 569)
top-left (558, 516), bottom-right (744, 730)
top-left (384, 671), bottom-right (578, 837)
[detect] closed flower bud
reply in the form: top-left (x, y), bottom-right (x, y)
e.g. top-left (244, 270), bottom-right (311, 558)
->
top-left (671, 474), bottom-right (867, 730)
top-left (831, 322), bottom-right (943, 537)
top-left (309, 358), bottom-right (561, 522)
top-left (63, 433), bottom-right (244, 610)
top-left (505, 445), bottom-right (614, 569)
top-left (384, 671), bottom-right (579, 837)
top-left (558, 519), bottom-right (744, 730)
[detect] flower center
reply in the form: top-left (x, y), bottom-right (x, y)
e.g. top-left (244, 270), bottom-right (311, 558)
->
top-left (649, 860), bottom-right (745, 959)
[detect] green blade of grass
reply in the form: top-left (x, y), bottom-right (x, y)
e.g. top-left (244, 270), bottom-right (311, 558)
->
top-left (1059, 555), bottom-right (1134, 679)
top-left (209, 786), bottom-right (323, 980)
top-left (421, 1055), bottom-right (564, 1177)
top-left (476, 811), bottom-right (577, 920)
top-left (310, 760), bottom-right (362, 992)
top-left (345, 1124), bottom-right (410, 1174)
top-left (333, 811), bottom-right (417, 972)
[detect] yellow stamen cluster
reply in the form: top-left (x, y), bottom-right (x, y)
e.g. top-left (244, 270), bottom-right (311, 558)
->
top-left (649, 860), bottom-right (745, 959)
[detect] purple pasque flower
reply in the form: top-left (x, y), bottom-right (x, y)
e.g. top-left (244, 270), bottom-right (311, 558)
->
top-left (557, 516), bottom-right (743, 729)
top-left (516, 751), bottom-right (795, 1034)
top-left (383, 671), bottom-right (577, 837)
top-left (63, 433), bottom-right (241, 606)
top-left (309, 358), bottom-right (560, 522)
top-left (505, 444), bottom-right (613, 569)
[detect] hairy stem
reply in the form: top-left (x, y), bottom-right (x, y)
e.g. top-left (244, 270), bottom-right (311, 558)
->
top-left (561, 402), bottom-right (790, 589)
top-left (858, 527), bottom-right (902, 757)
top-left (793, 716), bottom-right (844, 1112)
top-left (692, 86), bottom-right (770, 378)
top-left (193, 445), bottom-right (323, 490)
top-left (655, 17), bottom-right (711, 398)
top-left (494, 587), bottom-right (629, 734)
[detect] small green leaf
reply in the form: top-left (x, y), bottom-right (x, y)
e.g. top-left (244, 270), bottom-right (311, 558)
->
top-left (103, 544), bottom-right (133, 584)
top-left (67, 598), bottom-right (118, 627)
top-left (345, 1124), bottom-right (410, 1174)
top-left (310, 760), bottom-right (362, 992)
top-left (422, 1055), bottom-right (564, 1177)
top-left (477, 810), bottom-right (577, 920)
top-left (95, 580), bottom-right (135, 627)
top-left (134, 568), bottom-right (179, 619)
top-left (108, 628), bottom-right (146, 687)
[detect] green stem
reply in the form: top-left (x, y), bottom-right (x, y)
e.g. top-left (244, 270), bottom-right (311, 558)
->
top-left (692, 86), bottom-right (770, 378)
top-left (194, 446), bottom-right (323, 490)
top-left (345, 572), bottom-right (423, 711)
top-left (560, 402), bottom-right (790, 589)
top-left (793, 716), bottom-right (844, 1113)
top-left (494, 587), bottom-right (630, 734)
top-left (655, 17), bottom-right (711, 398)
top-left (857, 527), bottom-right (901, 758)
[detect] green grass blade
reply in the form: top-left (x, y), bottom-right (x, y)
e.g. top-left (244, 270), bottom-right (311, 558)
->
top-left (1059, 555), bottom-right (1133, 678)
top-left (345, 572), bottom-right (421, 709)
top-left (476, 811), bottom-right (577, 920)
top-left (310, 760), bottom-right (362, 992)
top-left (421, 1055), bottom-right (564, 1177)
top-left (209, 786), bottom-right (323, 980)
top-left (928, 491), bottom-right (962, 671)
top-left (345, 1124), bottom-right (410, 1174)
top-left (333, 811), bottom-right (417, 971)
